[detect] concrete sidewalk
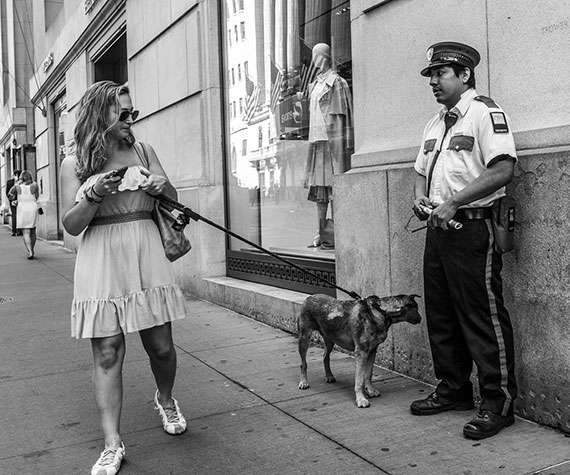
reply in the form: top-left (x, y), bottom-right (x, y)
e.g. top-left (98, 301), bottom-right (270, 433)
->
top-left (0, 225), bottom-right (568, 475)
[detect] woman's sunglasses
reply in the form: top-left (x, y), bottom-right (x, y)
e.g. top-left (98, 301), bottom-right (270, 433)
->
top-left (118, 109), bottom-right (139, 122)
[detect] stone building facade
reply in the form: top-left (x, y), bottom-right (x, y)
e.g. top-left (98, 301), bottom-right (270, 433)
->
top-left (1, 0), bottom-right (568, 433)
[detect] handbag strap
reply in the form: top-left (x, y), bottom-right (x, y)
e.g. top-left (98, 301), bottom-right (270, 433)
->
top-left (133, 143), bottom-right (178, 213)
top-left (133, 142), bottom-right (150, 169)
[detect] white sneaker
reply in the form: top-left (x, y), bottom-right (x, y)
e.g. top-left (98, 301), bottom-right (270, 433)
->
top-left (91, 442), bottom-right (125, 475)
top-left (154, 390), bottom-right (187, 435)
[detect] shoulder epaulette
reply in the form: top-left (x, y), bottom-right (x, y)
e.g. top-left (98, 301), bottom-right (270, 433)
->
top-left (474, 95), bottom-right (499, 109)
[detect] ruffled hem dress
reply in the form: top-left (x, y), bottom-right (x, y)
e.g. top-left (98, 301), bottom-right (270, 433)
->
top-left (71, 166), bottom-right (187, 339)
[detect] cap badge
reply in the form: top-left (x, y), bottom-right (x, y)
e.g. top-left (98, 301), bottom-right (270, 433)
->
top-left (427, 47), bottom-right (434, 61)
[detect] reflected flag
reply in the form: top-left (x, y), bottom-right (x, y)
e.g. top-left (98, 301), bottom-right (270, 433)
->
top-left (300, 61), bottom-right (317, 96)
top-left (244, 75), bottom-right (260, 123)
top-left (270, 62), bottom-right (284, 111)
top-left (299, 38), bottom-right (317, 96)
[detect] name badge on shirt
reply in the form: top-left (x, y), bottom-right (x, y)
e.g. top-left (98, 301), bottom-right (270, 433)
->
top-left (423, 138), bottom-right (437, 154)
top-left (490, 112), bottom-right (509, 133)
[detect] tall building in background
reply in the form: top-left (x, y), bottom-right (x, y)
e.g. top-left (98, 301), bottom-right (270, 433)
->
top-left (0, 0), bottom-right (37, 228)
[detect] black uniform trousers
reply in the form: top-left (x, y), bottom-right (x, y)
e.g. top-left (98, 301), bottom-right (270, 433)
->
top-left (423, 218), bottom-right (517, 417)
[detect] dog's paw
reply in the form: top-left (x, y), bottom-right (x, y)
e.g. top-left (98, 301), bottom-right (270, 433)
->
top-left (356, 397), bottom-right (371, 408)
top-left (365, 387), bottom-right (381, 398)
top-left (298, 381), bottom-right (310, 390)
top-left (325, 375), bottom-right (336, 384)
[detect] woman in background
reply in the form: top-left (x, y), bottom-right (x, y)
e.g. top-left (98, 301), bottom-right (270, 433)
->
top-left (9, 170), bottom-right (39, 259)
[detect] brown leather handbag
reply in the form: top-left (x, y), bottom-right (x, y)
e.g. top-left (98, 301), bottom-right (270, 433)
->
top-left (152, 201), bottom-right (191, 262)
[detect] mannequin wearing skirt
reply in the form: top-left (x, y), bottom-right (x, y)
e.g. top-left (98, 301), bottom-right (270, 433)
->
top-left (304, 43), bottom-right (353, 248)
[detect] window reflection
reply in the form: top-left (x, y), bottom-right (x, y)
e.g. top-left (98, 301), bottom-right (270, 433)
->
top-left (225, 0), bottom-right (352, 260)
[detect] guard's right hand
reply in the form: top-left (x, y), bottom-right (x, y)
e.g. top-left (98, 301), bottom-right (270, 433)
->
top-left (413, 196), bottom-right (431, 221)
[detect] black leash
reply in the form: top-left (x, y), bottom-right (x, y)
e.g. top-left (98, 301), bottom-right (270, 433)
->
top-left (154, 193), bottom-right (362, 300)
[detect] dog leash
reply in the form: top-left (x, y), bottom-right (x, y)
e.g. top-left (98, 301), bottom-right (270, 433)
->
top-left (153, 193), bottom-right (362, 300)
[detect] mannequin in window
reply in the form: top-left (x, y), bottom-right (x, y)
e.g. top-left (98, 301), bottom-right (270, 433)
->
top-left (304, 43), bottom-right (353, 249)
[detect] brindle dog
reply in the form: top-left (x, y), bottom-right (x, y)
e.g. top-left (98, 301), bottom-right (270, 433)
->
top-left (298, 294), bottom-right (421, 407)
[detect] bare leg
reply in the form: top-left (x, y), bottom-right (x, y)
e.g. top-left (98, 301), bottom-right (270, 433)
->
top-left (91, 334), bottom-right (126, 449)
top-left (29, 228), bottom-right (36, 256)
top-left (139, 323), bottom-right (177, 405)
top-left (22, 229), bottom-right (32, 257)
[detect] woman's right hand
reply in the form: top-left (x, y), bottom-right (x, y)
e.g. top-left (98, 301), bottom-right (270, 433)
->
top-left (93, 171), bottom-right (123, 196)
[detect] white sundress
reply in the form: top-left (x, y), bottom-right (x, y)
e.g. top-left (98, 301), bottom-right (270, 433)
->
top-left (16, 184), bottom-right (39, 229)
top-left (71, 166), bottom-right (187, 338)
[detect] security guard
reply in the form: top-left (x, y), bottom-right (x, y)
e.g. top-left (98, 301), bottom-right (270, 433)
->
top-left (411, 42), bottom-right (518, 439)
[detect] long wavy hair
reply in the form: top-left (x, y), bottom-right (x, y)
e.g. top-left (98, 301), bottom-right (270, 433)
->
top-left (73, 81), bottom-right (135, 181)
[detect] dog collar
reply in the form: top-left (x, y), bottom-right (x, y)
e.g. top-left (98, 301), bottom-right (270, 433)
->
top-left (363, 298), bottom-right (394, 326)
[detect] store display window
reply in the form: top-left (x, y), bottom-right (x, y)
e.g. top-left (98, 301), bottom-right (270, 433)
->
top-left (222, 0), bottom-right (352, 293)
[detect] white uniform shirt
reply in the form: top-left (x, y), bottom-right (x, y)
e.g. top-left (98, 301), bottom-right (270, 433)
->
top-left (414, 88), bottom-right (517, 208)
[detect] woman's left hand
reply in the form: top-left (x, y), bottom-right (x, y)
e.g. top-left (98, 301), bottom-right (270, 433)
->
top-left (139, 168), bottom-right (167, 196)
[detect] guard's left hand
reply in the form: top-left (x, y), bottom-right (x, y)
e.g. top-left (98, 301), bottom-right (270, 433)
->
top-left (429, 201), bottom-right (458, 230)
top-left (139, 168), bottom-right (167, 196)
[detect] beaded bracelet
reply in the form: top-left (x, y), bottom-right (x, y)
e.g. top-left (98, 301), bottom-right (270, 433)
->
top-left (91, 187), bottom-right (104, 199)
top-left (84, 186), bottom-right (103, 205)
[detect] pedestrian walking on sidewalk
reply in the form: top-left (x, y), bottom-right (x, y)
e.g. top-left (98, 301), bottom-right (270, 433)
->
top-left (411, 42), bottom-right (518, 439)
top-left (60, 81), bottom-right (188, 475)
top-left (6, 168), bottom-right (22, 236)
top-left (9, 170), bottom-right (39, 259)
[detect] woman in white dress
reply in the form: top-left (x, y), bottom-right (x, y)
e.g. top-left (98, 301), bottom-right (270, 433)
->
top-left (60, 81), bottom-right (188, 475)
top-left (9, 170), bottom-right (39, 259)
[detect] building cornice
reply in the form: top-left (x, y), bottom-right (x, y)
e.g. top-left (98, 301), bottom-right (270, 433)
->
top-left (31, 0), bottom-right (127, 106)
top-left (0, 124), bottom-right (26, 147)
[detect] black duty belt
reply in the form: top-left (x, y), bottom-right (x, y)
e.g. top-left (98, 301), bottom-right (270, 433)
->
top-left (454, 207), bottom-right (492, 221)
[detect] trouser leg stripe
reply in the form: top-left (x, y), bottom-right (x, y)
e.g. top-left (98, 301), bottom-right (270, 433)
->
top-left (485, 219), bottom-right (511, 416)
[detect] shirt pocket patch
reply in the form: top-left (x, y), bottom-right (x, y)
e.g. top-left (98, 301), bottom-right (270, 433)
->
top-left (448, 135), bottom-right (475, 152)
top-left (423, 138), bottom-right (437, 154)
